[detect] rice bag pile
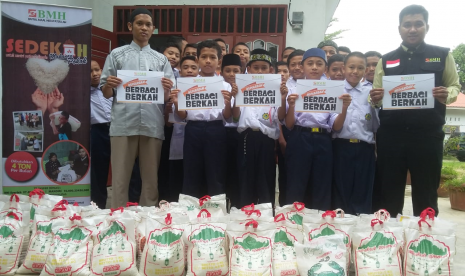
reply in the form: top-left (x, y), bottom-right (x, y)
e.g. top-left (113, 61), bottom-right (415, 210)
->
top-left (179, 194), bottom-right (227, 220)
top-left (275, 202), bottom-right (318, 226)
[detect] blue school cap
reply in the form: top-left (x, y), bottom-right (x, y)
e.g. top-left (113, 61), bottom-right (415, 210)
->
top-left (302, 48), bottom-right (327, 65)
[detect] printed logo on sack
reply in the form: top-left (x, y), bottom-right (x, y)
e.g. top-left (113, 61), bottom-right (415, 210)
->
top-left (52, 226), bottom-right (91, 258)
top-left (308, 224), bottom-right (350, 246)
top-left (286, 211), bottom-right (304, 225)
top-left (406, 234), bottom-right (450, 275)
top-left (27, 9), bottom-right (66, 23)
top-left (188, 225), bottom-right (227, 276)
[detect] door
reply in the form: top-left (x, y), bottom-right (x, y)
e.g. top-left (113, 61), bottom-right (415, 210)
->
top-left (91, 26), bottom-right (118, 68)
top-left (186, 35), bottom-right (234, 54)
top-left (235, 35), bottom-right (284, 61)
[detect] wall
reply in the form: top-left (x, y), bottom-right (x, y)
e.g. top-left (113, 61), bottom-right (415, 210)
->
top-left (91, 0), bottom-right (338, 50)
top-left (445, 108), bottom-right (465, 139)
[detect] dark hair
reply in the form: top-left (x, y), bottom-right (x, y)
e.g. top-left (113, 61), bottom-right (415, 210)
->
top-left (159, 42), bottom-right (182, 55)
top-left (197, 40), bottom-right (222, 59)
top-left (364, 51), bottom-right (382, 59)
top-left (344, 51), bottom-right (367, 65)
top-left (276, 61), bottom-right (288, 68)
top-left (338, 46), bottom-right (351, 54)
top-left (61, 111), bottom-right (70, 120)
top-left (129, 8), bottom-right (153, 24)
top-left (286, 49), bottom-right (305, 67)
top-left (214, 38), bottom-right (226, 45)
top-left (232, 42), bottom-right (250, 53)
top-left (49, 152), bottom-right (57, 160)
top-left (183, 43), bottom-right (198, 53)
top-left (317, 40), bottom-right (338, 51)
top-left (282, 47), bottom-right (296, 58)
top-left (328, 54), bottom-right (345, 68)
top-left (399, 5), bottom-right (428, 24)
top-left (180, 56), bottom-right (197, 66)
top-left (167, 36), bottom-right (187, 51)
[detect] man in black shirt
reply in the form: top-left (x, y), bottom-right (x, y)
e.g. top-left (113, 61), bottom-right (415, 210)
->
top-left (73, 147), bottom-right (89, 179)
top-left (50, 111), bottom-right (72, 140)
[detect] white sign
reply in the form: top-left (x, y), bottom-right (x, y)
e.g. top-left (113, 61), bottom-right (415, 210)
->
top-left (176, 77), bottom-right (225, 110)
top-left (116, 70), bottom-right (164, 104)
top-left (235, 74), bottom-right (281, 106)
top-left (295, 80), bottom-right (344, 113)
top-left (1, 2), bottom-right (92, 28)
top-left (382, 73), bottom-right (434, 110)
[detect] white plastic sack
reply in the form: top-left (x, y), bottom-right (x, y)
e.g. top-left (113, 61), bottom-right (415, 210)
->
top-left (295, 235), bottom-right (347, 276)
top-left (275, 202), bottom-right (318, 226)
top-left (91, 208), bottom-right (139, 276)
top-left (272, 213), bottom-right (304, 276)
top-left (40, 214), bottom-right (96, 276)
top-left (185, 209), bottom-right (229, 276)
top-left (227, 219), bottom-right (275, 276)
top-left (0, 210), bottom-right (30, 276)
top-left (17, 213), bottom-right (69, 274)
top-left (57, 165), bottom-right (77, 183)
top-left (404, 208), bottom-right (455, 276)
top-left (352, 217), bottom-right (404, 276)
top-left (230, 203), bottom-right (274, 220)
top-left (139, 213), bottom-right (189, 276)
top-left (179, 194), bottom-right (227, 220)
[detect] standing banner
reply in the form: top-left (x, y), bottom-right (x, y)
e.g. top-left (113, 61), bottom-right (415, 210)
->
top-left (295, 80), bottom-right (344, 113)
top-left (176, 76), bottom-right (225, 110)
top-left (1, 2), bottom-right (92, 205)
top-left (235, 74), bottom-right (281, 106)
top-left (116, 70), bottom-right (164, 104)
top-left (382, 74), bottom-right (435, 110)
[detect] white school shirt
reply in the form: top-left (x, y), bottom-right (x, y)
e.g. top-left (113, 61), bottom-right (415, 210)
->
top-left (285, 77), bottom-right (338, 131)
top-left (90, 86), bottom-right (112, 124)
top-left (237, 106), bottom-right (280, 140)
top-left (176, 77), bottom-right (231, 122)
top-left (169, 123), bottom-right (185, 160)
top-left (332, 80), bottom-right (379, 143)
top-left (361, 80), bottom-right (373, 89)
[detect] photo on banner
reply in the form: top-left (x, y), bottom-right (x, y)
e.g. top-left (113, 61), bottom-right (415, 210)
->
top-left (295, 80), bottom-right (344, 113)
top-left (1, 2), bottom-right (92, 205)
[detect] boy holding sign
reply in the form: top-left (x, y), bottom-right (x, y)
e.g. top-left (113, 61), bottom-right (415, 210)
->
top-left (100, 8), bottom-right (174, 208)
top-left (171, 40), bottom-right (232, 198)
top-left (232, 49), bottom-right (288, 208)
top-left (332, 52), bottom-right (379, 215)
top-left (284, 48), bottom-right (351, 210)
top-left (221, 54), bottom-right (242, 208)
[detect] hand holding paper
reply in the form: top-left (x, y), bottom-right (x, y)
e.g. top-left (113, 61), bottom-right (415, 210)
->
top-left (105, 75), bottom-right (122, 89)
top-left (432, 86), bottom-right (448, 104)
top-left (162, 77), bottom-right (173, 92)
top-left (287, 94), bottom-right (298, 107)
top-left (231, 83), bottom-right (238, 99)
top-left (280, 79), bottom-right (288, 101)
top-left (370, 88), bottom-right (384, 105)
top-left (222, 90), bottom-right (232, 106)
top-left (339, 93), bottom-right (352, 109)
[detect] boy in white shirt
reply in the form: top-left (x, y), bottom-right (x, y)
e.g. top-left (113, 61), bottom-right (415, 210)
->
top-left (231, 49), bottom-right (288, 208)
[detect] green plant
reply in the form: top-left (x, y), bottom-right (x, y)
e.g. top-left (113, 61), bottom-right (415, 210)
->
top-left (441, 166), bottom-right (458, 177)
top-left (443, 135), bottom-right (461, 154)
top-left (443, 177), bottom-right (465, 192)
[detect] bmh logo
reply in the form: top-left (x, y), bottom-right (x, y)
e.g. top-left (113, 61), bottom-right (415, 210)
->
top-left (28, 9), bottom-right (37, 17)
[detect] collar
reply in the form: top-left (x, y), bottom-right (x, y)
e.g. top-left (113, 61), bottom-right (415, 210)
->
top-left (344, 79), bottom-right (362, 92)
top-left (91, 85), bottom-right (100, 91)
top-left (130, 41), bottom-right (151, 52)
top-left (81, 156), bottom-right (88, 161)
top-left (400, 42), bottom-right (426, 53)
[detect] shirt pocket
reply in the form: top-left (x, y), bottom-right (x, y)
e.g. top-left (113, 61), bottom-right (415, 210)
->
top-left (359, 111), bottom-right (373, 132)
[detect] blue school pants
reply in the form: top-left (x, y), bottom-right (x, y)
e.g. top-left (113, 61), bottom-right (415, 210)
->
top-left (285, 126), bottom-right (332, 210)
top-left (236, 129), bottom-right (276, 209)
top-left (182, 120), bottom-right (227, 198)
top-left (225, 127), bottom-right (240, 209)
top-left (277, 127), bottom-right (290, 207)
top-left (332, 138), bottom-right (375, 215)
